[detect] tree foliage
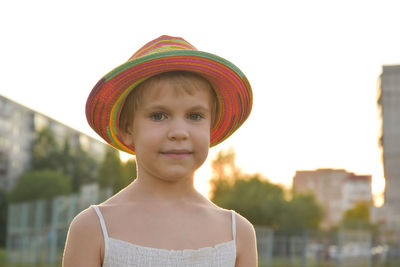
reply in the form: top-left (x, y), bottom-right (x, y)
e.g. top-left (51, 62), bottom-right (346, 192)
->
top-left (341, 201), bottom-right (371, 229)
top-left (0, 190), bottom-right (7, 246)
top-left (98, 148), bottom-right (137, 193)
top-left (31, 127), bottom-right (98, 192)
top-left (8, 170), bottom-right (72, 203)
top-left (65, 142), bottom-right (98, 191)
top-left (122, 159), bottom-right (137, 186)
top-left (212, 174), bottom-right (286, 228)
top-left (10, 127), bottom-right (137, 204)
top-left (210, 148), bottom-right (323, 232)
top-left (211, 147), bottom-right (241, 182)
top-left (282, 193), bottom-right (324, 233)
top-left (31, 126), bottom-right (60, 171)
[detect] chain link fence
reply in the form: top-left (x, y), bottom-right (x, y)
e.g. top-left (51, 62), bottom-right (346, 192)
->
top-left (256, 226), bottom-right (400, 267)
top-left (6, 184), bottom-right (112, 265)
top-left (5, 193), bottom-right (400, 266)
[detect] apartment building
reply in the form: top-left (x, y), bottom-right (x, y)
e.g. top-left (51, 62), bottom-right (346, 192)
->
top-left (293, 169), bottom-right (372, 229)
top-left (0, 95), bottom-right (107, 191)
top-left (374, 65), bottom-right (400, 228)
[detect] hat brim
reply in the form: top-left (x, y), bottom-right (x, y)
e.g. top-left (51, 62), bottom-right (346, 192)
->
top-left (86, 50), bottom-right (252, 154)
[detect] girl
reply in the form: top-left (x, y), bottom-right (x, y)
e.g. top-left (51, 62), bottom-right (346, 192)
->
top-left (63, 35), bottom-right (257, 266)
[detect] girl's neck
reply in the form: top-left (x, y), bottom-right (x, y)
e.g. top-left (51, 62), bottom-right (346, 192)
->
top-left (124, 174), bottom-right (201, 203)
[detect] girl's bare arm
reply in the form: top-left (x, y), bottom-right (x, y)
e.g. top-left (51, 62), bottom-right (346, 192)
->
top-left (63, 208), bottom-right (103, 267)
top-left (235, 213), bottom-right (258, 267)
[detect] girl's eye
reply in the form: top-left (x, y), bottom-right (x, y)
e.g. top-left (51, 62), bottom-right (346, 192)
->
top-left (188, 113), bottom-right (203, 121)
top-left (150, 112), bottom-right (166, 121)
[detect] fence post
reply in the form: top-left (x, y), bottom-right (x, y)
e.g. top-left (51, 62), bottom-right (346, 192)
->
top-left (267, 229), bottom-right (274, 267)
top-left (35, 200), bottom-right (46, 264)
top-left (20, 203), bottom-right (30, 264)
top-left (289, 236), bottom-right (295, 265)
top-left (67, 194), bottom-right (78, 226)
top-left (302, 231), bottom-right (308, 267)
top-left (6, 203), bottom-right (15, 264)
top-left (336, 231), bottom-right (342, 267)
top-left (48, 197), bottom-right (61, 264)
top-left (368, 230), bottom-right (373, 267)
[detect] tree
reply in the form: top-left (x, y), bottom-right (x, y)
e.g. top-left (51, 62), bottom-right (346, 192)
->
top-left (210, 148), bottom-right (323, 231)
top-left (209, 147), bottom-right (242, 202)
top-left (0, 189), bottom-right (7, 247)
top-left (211, 147), bottom-right (241, 182)
top-left (282, 193), bottom-right (324, 233)
top-left (341, 201), bottom-right (371, 229)
top-left (8, 170), bottom-right (72, 203)
top-left (210, 148), bottom-right (286, 226)
top-left (31, 126), bottom-right (61, 171)
top-left (122, 159), bottom-right (137, 186)
top-left (31, 128), bottom-right (99, 192)
top-left (97, 147), bottom-right (133, 193)
top-left (68, 143), bottom-right (98, 191)
top-left (212, 175), bottom-right (286, 228)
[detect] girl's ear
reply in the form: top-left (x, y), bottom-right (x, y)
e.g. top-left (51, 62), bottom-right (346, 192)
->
top-left (120, 129), bottom-right (134, 146)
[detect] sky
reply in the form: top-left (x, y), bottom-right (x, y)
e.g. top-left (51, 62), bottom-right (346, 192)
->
top-left (1, 0), bottom-right (400, 203)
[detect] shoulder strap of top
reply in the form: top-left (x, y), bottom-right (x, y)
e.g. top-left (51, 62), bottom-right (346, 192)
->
top-left (231, 210), bottom-right (236, 241)
top-left (92, 205), bottom-right (110, 241)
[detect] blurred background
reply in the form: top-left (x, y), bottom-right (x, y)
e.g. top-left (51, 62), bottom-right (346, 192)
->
top-left (1, 0), bottom-right (400, 266)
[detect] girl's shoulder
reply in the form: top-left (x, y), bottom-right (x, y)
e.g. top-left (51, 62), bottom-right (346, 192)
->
top-left (206, 206), bottom-right (257, 266)
top-left (213, 207), bottom-right (256, 239)
top-left (69, 206), bottom-right (103, 235)
top-left (206, 206), bottom-right (256, 240)
top-left (233, 211), bottom-right (256, 244)
top-left (229, 210), bottom-right (258, 267)
top-left (207, 204), bottom-right (253, 228)
top-left (63, 206), bottom-right (104, 267)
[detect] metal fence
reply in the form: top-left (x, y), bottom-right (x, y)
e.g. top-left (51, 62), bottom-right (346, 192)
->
top-left (256, 226), bottom-right (400, 267)
top-left (6, 185), bottom-right (112, 265)
top-left (6, 194), bottom-right (400, 266)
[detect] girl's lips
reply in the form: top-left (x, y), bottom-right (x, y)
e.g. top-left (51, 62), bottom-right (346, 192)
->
top-left (161, 150), bottom-right (192, 159)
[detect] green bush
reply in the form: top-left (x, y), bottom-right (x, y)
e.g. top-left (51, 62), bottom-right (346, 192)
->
top-left (8, 170), bottom-right (71, 203)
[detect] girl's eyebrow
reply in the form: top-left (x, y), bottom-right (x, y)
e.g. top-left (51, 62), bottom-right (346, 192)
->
top-left (188, 105), bottom-right (210, 111)
top-left (142, 104), bottom-right (210, 111)
top-left (142, 104), bottom-right (169, 110)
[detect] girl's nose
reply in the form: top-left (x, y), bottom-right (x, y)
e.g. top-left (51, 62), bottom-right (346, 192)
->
top-left (167, 120), bottom-right (189, 141)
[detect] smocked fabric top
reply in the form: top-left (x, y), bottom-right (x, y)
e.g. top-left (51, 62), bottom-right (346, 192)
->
top-left (92, 205), bottom-right (237, 267)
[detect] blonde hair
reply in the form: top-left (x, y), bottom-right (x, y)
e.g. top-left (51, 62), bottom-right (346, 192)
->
top-left (119, 71), bottom-right (218, 133)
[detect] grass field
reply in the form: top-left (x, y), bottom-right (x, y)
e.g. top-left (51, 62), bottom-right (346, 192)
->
top-left (0, 249), bottom-right (58, 267)
top-left (1, 248), bottom-right (398, 267)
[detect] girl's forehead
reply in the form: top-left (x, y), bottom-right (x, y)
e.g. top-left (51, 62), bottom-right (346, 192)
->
top-left (138, 87), bottom-right (212, 111)
top-left (141, 79), bottom-right (212, 101)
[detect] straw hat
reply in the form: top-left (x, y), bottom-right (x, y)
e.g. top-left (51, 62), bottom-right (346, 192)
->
top-left (86, 35), bottom-right (252, 154)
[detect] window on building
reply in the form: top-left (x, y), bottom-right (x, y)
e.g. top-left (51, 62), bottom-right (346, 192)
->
top-left (34, 114), bottom-right (49, 131)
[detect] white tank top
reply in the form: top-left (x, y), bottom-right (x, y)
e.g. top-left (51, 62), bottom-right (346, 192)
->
top-left (92, 205), bottom-right (237, 267)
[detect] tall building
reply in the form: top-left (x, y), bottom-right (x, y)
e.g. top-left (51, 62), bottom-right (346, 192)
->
top-left (0, 95), bottom-right (108, 191)
top-left (293, 169), bottom-right (372, 229)
top-left (376, 65), bottom-right (400, 227)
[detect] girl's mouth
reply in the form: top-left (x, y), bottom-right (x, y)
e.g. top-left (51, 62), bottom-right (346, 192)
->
top-left (161, 150), bottom-right (192, 158)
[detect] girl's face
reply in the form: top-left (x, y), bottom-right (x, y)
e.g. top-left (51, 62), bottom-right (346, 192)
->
top-left (126, 80), bottom-right (213, 183)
